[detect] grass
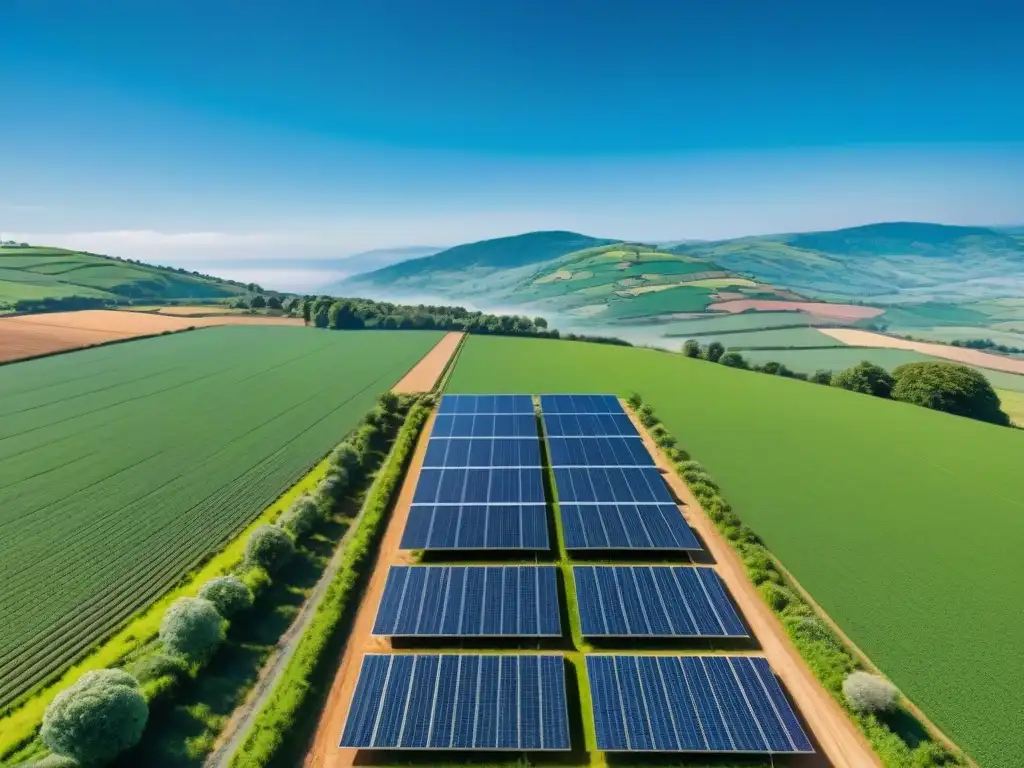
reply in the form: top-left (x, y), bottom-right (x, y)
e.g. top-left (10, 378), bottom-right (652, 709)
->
top-left (0, 327), bottom-right (442, 709)
top-left (995, 388), bottom-right (1024, 426)
top-left (447, 335), bottom-right (1024, 768)
top-left (0, 454), bottom-right (332, 759)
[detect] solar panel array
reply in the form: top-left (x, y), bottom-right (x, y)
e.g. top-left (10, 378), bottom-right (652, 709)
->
top-left (373, 566), bottom-right (561, 637)
top-left (586, 655), bottom-right (813, 754)
top-left (573, 566), bottom-right (746, 637)
top-left (547, 436), bottom-right (653, 467)
top-left (403, 394), bottom-right (548, 551)
top-left (341, 654), bottom-right (571, 750)
top-left (561, 504), bottom-right (700, 550)
top-left (540, 394), bottom-right (622, 414)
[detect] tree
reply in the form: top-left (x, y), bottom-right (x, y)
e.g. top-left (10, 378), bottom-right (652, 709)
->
top-left (250, 294), bottom-right (267, 309)
top-left (891, 362), bottom-right (1010, 425)
top-left (809, 369), bottom-right (833, 385)
top-left (266, 296), bottom-right (282, 310)
top-left (159, 597), bottom-right (224, 660)
top-left (705, 341), bottom-right (725, 363)
top-left (842, 671), bottom-right (898, 712)
top-left (313, 305), bottom-right (330, 328)
top-left (41, 670), bottom-right (148, 764)
top-left (831, 361), bottom-right (894, 397)
top-left (301, 298), bottom-right (312, 324)
top-left (719, 352), bottom-right (747, 369)
top-left (245, 525), bottom-right (295, 572)
top-left (233, 298), bottom-right (249, 309)
top-left (682, 339), bottom-right (701, 358)
top-left (198, 576), bottom-right (253, 618)
top-left (279, 496), bottom-right (321, 538)
top-left (626, 393), bottom-right (643, 409)
top-left (757, 361), bottom-right (794, 377)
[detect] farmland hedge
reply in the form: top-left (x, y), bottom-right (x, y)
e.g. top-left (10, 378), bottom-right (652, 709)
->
top-left (227, 399), bottom-right (432, 768)
top-left (277, 495), bottom-right (321, 538)
top-left (158, 597), bottom-right (225, 661)
top-left (198, 576), bottom-right (254, 618)
top-left (625, 399), bottom-right (966, 768)
top-left (40, 670), bottom-right (148, 765)
top-left (244, 526), bottom-right (295, 573)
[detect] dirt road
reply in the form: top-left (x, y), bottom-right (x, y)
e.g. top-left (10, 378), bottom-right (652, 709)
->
top-left (625, 406), bottom-right (880, 767)
top-left (302, 414), bottom-right (432, 768)
top-left (819, 327), bottom-right (1024, 375)
top-left (392, 332), bottom-right (463, 393)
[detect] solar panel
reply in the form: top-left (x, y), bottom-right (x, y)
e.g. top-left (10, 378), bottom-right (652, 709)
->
top-left (547, 436), bottom-right (653, 467)
top-left (423, 438), bottom-right (542, 468)
top-left (543, 412), bottom-right (638, 438)
top-left (413, 467), bottom-right (545, 505)
top-left (433, 413), bottom-right (538, 438)
top-left (585, 655), bottom-right (813, 753)
top-left (340, 654), bottom-right (571, 750)
top-left (373, 566), bottom-right (561, 637)
top-left (401, 505), bottom-right (550, 550)
top-left (560, 503), bottom-right (700, 550)
top-left (573, 566), bottom-right (745, 637)
top-left (539, 394), bottom-right (623, 414)
top-left (553, 466), bottom-right (673, 504)
top-left (437, 394), bottom-right (535, 415)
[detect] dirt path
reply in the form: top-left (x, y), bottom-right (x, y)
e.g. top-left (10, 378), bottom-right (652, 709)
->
top-left (625, 406), bottom-right (880, 767)
top-left (392, 332), bottom-right (463, 393)
top-left (819, 327), bottom-right (1024, 375)
top-left (302, 414), bottom-right (432, 768)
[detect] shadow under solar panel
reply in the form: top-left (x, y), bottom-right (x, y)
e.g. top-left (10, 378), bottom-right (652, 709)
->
top-left (340, 654), bottom-right (571, 750)
top-left (585, 654), bottom-right (813, 754)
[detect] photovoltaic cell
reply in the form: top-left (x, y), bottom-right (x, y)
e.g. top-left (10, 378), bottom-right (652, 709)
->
top-left (424, 438), bottom-right (541, 468)
top-left (539, 394), bottom-right (623, 414)
top-left (340, 654), bottom-right (571, 750)
top-left (573, 566), bottom-right (746, 637)
top-left (401, 505), bottom-right (549, 550)
top-left (413, 467), bottom-right (545, 505)
top-left (560, 504), bottom-right (700, 550)
top-left (433, 414), bottom-right (538, 438)
top-left (437, 394), bottom-right (535, 415)
top-left (547, 436), bottom-right (653, 467)
top-left (585, 655), bottom-right (813, 754)
top-left (543, 412), bottom-right (638, 438)
top-left (553, 466), bottom-right (673, 504)
top-left (373, 566), bottom-right (561, 636)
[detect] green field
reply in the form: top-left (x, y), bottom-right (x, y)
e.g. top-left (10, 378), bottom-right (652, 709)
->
top-left (657, 311), bottom-right (821, 336)
top-left (707, 326), bottom-right (843, 349)
top-left (0, 326), bottom-right (441, 707)
top-left (447, 335), bottom-right (1024, 768)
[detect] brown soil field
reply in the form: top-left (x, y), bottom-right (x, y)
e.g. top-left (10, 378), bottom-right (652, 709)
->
top-left (154, 306), bottom-right (242, 316)
top-left (820, 327), bottom-right (1024, 375)
top-left (707, 299), bottom-right (885, 321)
top-left (0, 309), bottom-right (302, 363)
top-left (303, 413), bottom-right (433, 768)
top-left (626, 407), bottom-right (880, 767)
top-left (392, 331), bottom-right (463, 393)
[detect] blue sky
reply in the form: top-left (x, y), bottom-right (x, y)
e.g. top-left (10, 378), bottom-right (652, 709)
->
top-left (2, 0), bottom-right (1022, 287)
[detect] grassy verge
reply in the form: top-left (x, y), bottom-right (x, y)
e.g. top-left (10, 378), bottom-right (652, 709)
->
top-left (625, 396), bottom-right (967, 768)
top-left (225, 400), bottom-right (432, 767)
top-left (0, 455), bottom-right (333, 760)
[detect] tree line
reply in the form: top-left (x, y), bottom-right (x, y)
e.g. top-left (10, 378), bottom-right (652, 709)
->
top-left (681, 339), bottom-right (1011, 426)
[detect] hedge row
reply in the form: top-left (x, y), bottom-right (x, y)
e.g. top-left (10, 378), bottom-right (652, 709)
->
top-left (626, 394), bottom-right (965, 768)
top-left (226, 397), bottom-right (433, 767)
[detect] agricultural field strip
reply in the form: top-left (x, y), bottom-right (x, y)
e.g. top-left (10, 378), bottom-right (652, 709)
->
top-left (0, 327), bottom-right (440, 706)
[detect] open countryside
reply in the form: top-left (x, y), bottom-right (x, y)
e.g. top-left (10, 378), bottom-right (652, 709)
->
top-left (446, 335), bottom-right (1024, 768)
top-left (0, 327), bottom-right (441, 707)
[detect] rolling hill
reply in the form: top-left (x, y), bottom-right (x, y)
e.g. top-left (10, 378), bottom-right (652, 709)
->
top-left (0, 246), bottom-right (249, 310)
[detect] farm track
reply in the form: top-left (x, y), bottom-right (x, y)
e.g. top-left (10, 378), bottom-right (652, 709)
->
top-left (391, 331), bottom-right (464, 392)
top-left (0, 327), bottom-right (444, 707)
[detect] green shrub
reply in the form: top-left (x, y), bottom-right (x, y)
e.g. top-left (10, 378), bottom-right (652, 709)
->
top-left (377, 391), bottom-right (400, 413)
top-left (704, 341), bottom-right (725, 363)
top-left (664, 446), bottom-right (690, 462)
top-left (832, 361), bottom-right (894, 397)
top-left (638, 404), bottom-right (657, 427)
top-left (245, 525), bottom-right (295, 573)
top-left (329, 443), bottom-right (362, 476)
top-left (810, 369), bottom-right (833, 384)
top-left (238, 565), bottom-right (272, 596)
top-left (40, 670), bottom-right (148, 765)
top-left (278, 496), bottom-right (321, 538)
top-left (128, 652), bottom-right (189, 683)
top-left (159, 597), bottom-right (224, 661)
top-left (719, 351), bottom-right (748, 369)
top-left (30, 755), bottom-right (79, 767)
top-left (199, 575), bottom-right (254, 618)
top-left (682, 339), bottom-right (701, 358)
top-left (843, 671), bottom-right (898, 713)
top-left (677, 460), bottom-right (703, 473)
top-left (759, 582), bottom-right (797, 611)
top-left (626, 392), bottom-right (643, 408)
top-left (891, 361), bottom-right (1010, 425)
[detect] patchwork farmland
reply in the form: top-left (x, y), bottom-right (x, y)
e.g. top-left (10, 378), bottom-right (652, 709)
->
top-left (445, 335), bottom-right (1024, 768)
top-left (0, 326), bottom-right (442, 707)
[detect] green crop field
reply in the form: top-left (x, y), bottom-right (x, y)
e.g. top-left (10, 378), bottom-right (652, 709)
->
top-left (0, 326), bottom-right (441, 708)
top-left (447, 335), bottom-right (1024, 768)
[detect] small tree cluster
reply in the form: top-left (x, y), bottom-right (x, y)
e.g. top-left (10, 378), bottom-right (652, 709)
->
top-left (199, 575), bottom-right (254, 618)
top-left (160, 597), bottom-right (225, 661)
top-left (279, 495), bottom-right (322, 538)
top-left (831, 361), bottom-right (893, 397)
top-left (843, 671), bottom-right (898, 712)
top-left (891, 361), bottom-right (1009, 425)
top-left (41, 670), bottom-right (148, 765)
top-left (245, 525), bottom-right (295, 573)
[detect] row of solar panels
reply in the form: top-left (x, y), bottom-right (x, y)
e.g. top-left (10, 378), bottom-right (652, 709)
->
top-left (371, 565), bottom-right (746, 639)
top-left (340, 653), bottom-right (813, 754)
top-left (436, 393), bottom-right (624, 416)
top-left (424, 436), bottom-right (654, 468)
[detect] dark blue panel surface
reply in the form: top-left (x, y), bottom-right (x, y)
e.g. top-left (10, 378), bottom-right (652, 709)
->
top-left (585, 655), bottom-right (813, 754)
top-left (553, 467), bottom-right (672, 504)
top-left (401, 505), bottom-right (549, 550)
top-left (438, 394), bottom-right (534, 415)
top-left (413, 467), bottom-right (545, 505)
top-left (540, 393), bottom-right (623, 414)
top-left (559, 504), bottom-right (700, 550)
